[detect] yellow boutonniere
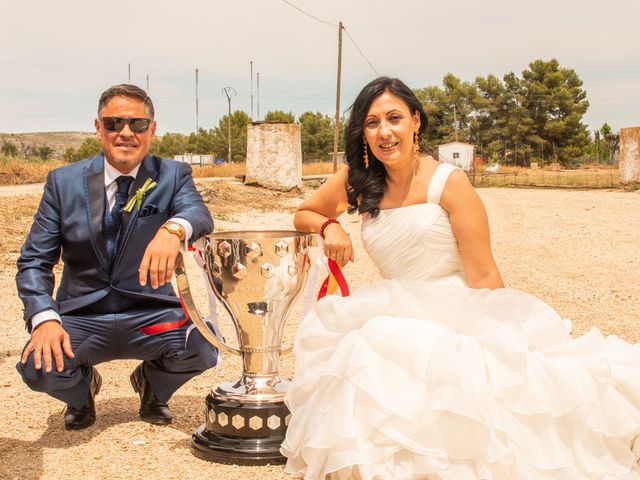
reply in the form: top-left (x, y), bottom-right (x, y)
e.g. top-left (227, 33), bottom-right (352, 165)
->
top-left (124, 178), bottom-right (157, 213)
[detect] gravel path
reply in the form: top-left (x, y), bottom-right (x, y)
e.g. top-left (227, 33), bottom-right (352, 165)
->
top-left (1, 184), bottom-right (639, 479)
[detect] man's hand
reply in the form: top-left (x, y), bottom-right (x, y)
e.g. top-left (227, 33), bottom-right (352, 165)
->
top-left (21, 320), bottom-right (73, 373)
top-left (139, 228), bottom-right (181, 288)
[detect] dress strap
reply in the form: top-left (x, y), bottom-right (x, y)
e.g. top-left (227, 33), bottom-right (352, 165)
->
top-left (427, 163), bottom-right (459, 204)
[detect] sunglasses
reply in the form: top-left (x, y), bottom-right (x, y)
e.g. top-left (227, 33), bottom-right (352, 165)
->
top-left (101, 117), bottom-right (152, 133)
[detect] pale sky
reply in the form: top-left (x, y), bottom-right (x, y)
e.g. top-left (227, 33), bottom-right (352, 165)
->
top-left (1, 0), bottom-right (638, 135)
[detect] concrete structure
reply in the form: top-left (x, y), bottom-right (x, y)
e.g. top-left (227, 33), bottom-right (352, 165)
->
top-left (245, 123), bottom-right (302, 191)
top-left (619, 127), bottom-right (640, 184)
top-left (438, 142), bottom-right (475, 171)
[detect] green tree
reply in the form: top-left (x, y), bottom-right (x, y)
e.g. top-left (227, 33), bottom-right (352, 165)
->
top-left (298, 111), bottom-right (340, 161)
top-left (414, 59), bottom-right (590, 166)
top-left (473, 74), bottom-right (508, 161)
top-left (264, 110), bottom-right (295, 123)
top-left (63, 137), bottom-right (102, 163)
top-left (151, 132), bottom-right (188, 157)
top-left (500, 72), bottom-right (535, 165)
top-left (600, 123), bottom-right (619, 165)
top-left (414, 74), bottom-right (480, 154)
top-left (520, 58), bottom-right (590, 165)
top-left (185, 128), bottom-right (217, 155)
top-left (211, 110), bottom-right (251, 161)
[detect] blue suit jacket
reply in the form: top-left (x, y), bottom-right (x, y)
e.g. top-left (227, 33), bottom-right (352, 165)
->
top-left (16, 154), bottom-right (213, 331)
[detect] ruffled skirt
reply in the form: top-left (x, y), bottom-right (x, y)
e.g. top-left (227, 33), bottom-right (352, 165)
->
top-left (281, 280), bottom-right (640, 479)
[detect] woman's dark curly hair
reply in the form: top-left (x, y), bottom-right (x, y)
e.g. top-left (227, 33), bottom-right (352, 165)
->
top-left (345, 77), bottom-right (428, 217)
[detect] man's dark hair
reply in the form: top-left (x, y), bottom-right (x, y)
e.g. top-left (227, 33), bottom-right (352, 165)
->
top-left (345, 77), bottom-right (428, 218)
top-left (98, 84), bottom-right (155, 119)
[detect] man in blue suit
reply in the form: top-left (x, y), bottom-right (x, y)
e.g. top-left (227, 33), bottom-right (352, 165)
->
top-left (16, 84), bottom-right (217, 429)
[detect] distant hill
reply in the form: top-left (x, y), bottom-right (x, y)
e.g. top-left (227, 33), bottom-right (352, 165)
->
top-left (0, 131), bottom-right (93, 157)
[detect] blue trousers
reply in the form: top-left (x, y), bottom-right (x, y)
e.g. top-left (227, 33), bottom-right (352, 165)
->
top-left (16, 306), bottom-right (217, 409)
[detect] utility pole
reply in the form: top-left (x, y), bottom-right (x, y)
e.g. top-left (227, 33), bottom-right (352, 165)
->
top-left (332, 21), bottom-right (344, 173)
top-left (195, 68), bottom-right (199, 132)
top-left (128, 63), bottom-right (131, 83)
top-left (256, 73), bottom-right (260, 121)
top-left (250, 61), bottom-right (254, 121)
top-left (222, 87), bottom-right (236, 162)
top-left (146, 74), bottom-right (150, 93)
top-left (453, 104), bottom-right (458, 142)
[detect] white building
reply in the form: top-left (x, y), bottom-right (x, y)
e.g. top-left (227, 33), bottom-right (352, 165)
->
top-left (173, 154), bottom-right (216, 165)
top-left (438, 142), bottom-right (475, 171)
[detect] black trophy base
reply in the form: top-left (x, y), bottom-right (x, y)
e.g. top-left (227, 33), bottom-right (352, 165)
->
top-left (190, 393), bottom-right (290, 465)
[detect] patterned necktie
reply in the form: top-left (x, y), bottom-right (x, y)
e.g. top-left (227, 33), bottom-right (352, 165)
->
top-left (104, 175), bottom-right (134, 264)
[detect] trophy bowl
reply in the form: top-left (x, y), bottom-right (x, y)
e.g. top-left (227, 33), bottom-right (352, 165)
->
top-left (175, 230), bottom-right (313, 465)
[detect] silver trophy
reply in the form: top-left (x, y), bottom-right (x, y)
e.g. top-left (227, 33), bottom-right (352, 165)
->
top-left (175, 230), bottom-right (313, 465)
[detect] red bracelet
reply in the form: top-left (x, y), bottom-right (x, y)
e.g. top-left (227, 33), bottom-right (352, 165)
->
top-left (319, 218), bottom-right (339, 238)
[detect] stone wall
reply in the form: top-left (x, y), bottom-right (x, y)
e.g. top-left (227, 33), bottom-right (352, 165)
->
top-left (245, 123), bottom-right (302, 191)
top-left (619, 127), bottom-right (640, 184)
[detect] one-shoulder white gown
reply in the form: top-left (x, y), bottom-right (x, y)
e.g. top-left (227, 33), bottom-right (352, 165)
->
top-left (281, 163), bottom-right (640, 480)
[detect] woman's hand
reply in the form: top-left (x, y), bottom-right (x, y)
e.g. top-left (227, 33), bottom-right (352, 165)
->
top-left (293, 166), bottom-right (354, 266)
top-left (322, 222), bottom-right (354, 266)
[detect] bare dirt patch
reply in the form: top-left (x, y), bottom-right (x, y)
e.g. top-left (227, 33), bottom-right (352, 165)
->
top-left (199, 180), bottom-right (307, 216)
top-left (1, 181), bottom-right (639, 480)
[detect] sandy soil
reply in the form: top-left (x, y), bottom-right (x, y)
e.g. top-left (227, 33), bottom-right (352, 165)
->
top-left (1, 180), bottom-right (639, 479)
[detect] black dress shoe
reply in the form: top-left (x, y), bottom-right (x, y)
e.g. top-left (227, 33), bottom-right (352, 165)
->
top-left (64, 368), bottom-right (102, 430)
top-left (130, 364), bottom-right (173, 425)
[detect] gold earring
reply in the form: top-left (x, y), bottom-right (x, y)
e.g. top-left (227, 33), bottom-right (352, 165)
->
top-left (413, 130), bottom-right (420, 160)
top-left (363, 139), bottom-right (370, 169)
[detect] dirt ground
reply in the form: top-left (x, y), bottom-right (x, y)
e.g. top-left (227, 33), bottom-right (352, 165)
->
top-left (1, 180), bottom-right (639, 480)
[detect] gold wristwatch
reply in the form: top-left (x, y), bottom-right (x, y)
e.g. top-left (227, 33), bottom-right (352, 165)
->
top-left (161, 221), bottom-right (186, 241)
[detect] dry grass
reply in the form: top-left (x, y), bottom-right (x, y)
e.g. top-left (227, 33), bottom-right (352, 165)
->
top-left (191, 161), bottom-right (625, 189)
top-left (1, 156), bottom-right (627, 191)
top-left (0, 160), bottom-right (336, 186)
top-left (191, 161), bottom-right (336, 179)
top-left (0, 156), bottom-right (65, 185)
top-left (190, 162), bottom-right (244, 178)
top-left (302, 161), bottom-right (335, 176)
top-left (472, 165), bottom-right (622, 188)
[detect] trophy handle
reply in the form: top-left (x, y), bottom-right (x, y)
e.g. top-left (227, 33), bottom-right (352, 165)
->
top-left (175, 253), bottom-right (242, 357)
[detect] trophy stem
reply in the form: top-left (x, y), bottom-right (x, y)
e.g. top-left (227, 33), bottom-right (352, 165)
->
top-left (216, 375), bottom-right (290, 403)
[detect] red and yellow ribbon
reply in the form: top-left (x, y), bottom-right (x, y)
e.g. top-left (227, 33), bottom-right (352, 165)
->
top-left (317, 258), bottom-right (350, 300)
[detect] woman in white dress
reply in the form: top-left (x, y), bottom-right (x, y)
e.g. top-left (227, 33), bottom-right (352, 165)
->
top-left (280, 77), bottom-right (640, 479)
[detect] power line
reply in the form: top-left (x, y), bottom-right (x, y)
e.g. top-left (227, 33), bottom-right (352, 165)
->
top-left (279, 0), bottom-right (337, 27)
top-left (278, 1), bottom-right (379, 77)
top-left (332, 21), bottom-right (343, 173)
top-left (342, 27), bottom-right (379, 76)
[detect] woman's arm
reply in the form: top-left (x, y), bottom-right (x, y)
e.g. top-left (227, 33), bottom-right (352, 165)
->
top-left (440, 170), bottom-right (504, 289)
top-left (294, 166), bottom-right (354, 265)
